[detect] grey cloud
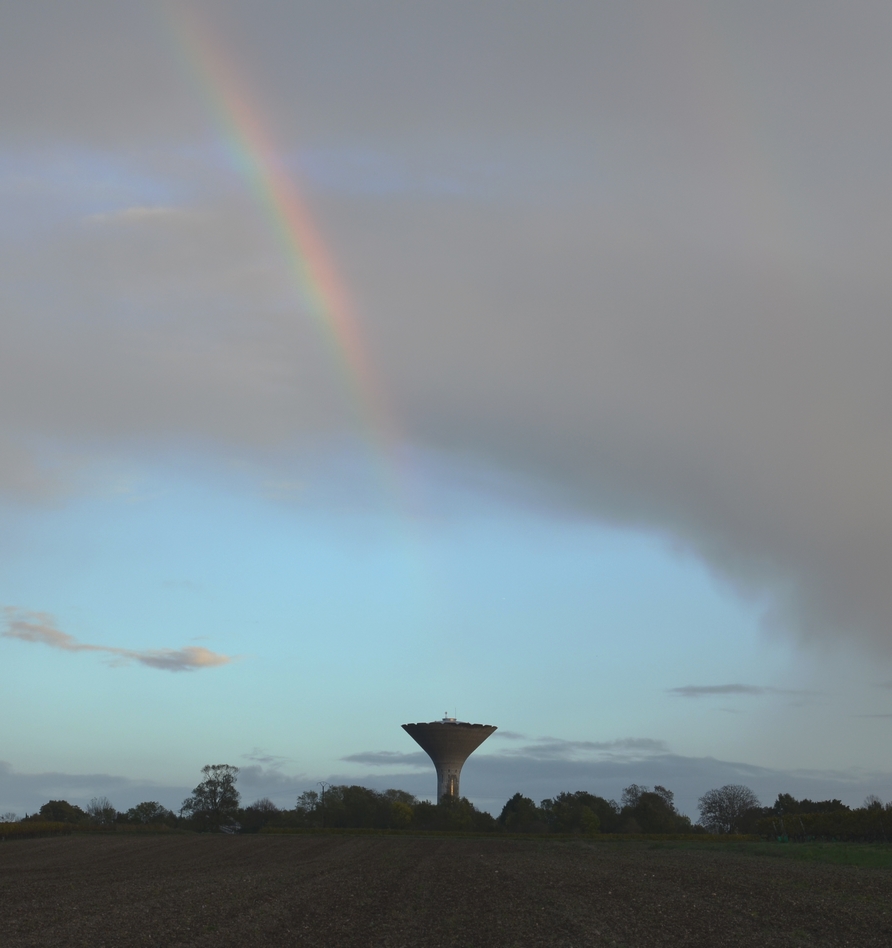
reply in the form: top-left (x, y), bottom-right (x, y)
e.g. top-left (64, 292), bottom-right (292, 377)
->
top-left (0, 760), bottom-right (190, 817)
top-left (242, 748), bottom-right (292, 767)
top-left (3, 745), bottom-right (889, 821)
top-left (86, 206), bottom-right (190, 225)
top-left (235, 765), bottom-right (308, 802)
top-left (2, 608), bottom-right (232, 672)
top-left (3, 1), bottom-right (892, 659)
top-left (344, 737), bottom-right (667, 772)
top-left (341, 751), bottom-right (428, 767)
top-left (502, 738), bottom-right (668, 760)
top-left (323, 751), bottom-right (892, 820)
top-left (668, 685), bottom-right (802, 698)
top-left (0, 759), bottom-right (300, 816)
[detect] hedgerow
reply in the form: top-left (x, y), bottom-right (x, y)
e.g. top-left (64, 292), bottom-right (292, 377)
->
top-left (0, 822), bottom-right (71, 841)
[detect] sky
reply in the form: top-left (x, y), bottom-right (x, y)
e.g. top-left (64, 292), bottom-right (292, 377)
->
top-left (3, 0), bottom-right (892, 820)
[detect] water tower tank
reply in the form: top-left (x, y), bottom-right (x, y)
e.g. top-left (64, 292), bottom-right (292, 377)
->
top-left (402, 715), bottom-right (497, 802)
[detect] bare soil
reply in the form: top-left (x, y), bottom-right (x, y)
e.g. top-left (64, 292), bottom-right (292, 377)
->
top-left (0, 834), bottom-right (889, 947)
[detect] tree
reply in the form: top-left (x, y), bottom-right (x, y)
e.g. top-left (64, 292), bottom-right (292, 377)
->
top-left (86, 796), bottom-right (116, 825)
top-left (327, 785), bottom-right (382, 828)
top-left (239, 798), bottom-right (280, 834)
top-left (414, 795), bottom-right (494, 832)
top-left (652, 785), bottom-right (675, 809)
top-left (621, 784), bottom-right (648, 809)
top-left (630, 791), bottom-right (680, 834)
top-left (0, 812), bottom-right (17, 823)
top-left (617, 784), bottom-right (693, 834)
top-left (123, 801), bottom-right (175, 825)
top-left (698, 785), bottom-right (760, 834)
top-left (390, 800), bottom-right (413, 828)
top-left (498, 793), bottom-right (544, 832)
top-left (772, 793), bottom-right (848, 816)
top-left (540, 792), bottom-right (617, 834)
top-left (294, 790), bottom-right (321, 827)
top-left (181, 765), bottom-right (241, 831)
top-left (31, 800), bottom-right (86, 824)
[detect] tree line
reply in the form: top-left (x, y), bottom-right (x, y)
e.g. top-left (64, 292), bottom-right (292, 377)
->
top-left (4, 766), bottom-right (890, 840)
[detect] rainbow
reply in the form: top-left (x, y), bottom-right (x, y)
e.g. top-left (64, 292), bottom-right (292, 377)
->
top-left (167, 8), bottom-right (401, 479)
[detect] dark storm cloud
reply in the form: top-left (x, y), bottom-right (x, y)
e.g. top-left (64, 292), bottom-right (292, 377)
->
top-left (2, 1), bottom-right (892, 657)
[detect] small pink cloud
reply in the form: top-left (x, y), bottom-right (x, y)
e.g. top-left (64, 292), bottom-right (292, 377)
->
top-left (2, 608), bottom-right (233, 673)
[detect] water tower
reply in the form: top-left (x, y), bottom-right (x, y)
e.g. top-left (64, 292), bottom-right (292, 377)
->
top-left (402, 715), bottom-right (497, 802)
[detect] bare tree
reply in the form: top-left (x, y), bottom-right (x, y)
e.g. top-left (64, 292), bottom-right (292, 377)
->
top-left (240, 797), bottom-right (280, 833)
top-left (248, 797), bottom-right (279, 815)
top-left (86, 796), bottom-right (116, 825)
top-left (620, 784), bottom-right (648, 808)
top-left (0, 812), bottom-right (17, 823)
top-left (697, 785), bottom-right (760, 833)
top-left (653, 785), bottom-right (675, 809)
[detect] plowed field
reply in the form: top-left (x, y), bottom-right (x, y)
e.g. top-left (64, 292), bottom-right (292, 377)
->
top-left (0, 834), bottom-right (889, 947)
